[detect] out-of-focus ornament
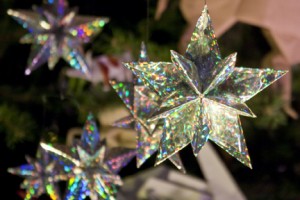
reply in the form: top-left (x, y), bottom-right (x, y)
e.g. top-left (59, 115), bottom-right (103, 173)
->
top-left (125, 6), bottom-right (287, 168)
top-left (111, 42), bottom-right (185, 173)
top-left (41, 113), bottom-right (135, 200)
top-left (237, 0), bottom-right (300, 119)
top-left (65, 50), bottom-right (133, 91)
top-left (7, 0), bottom-right (109, 75)
top-left (8, 146), bottom-right (63, 200)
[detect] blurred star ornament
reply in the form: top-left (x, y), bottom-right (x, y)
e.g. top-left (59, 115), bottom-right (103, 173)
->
top-left (41, 113), bottom-right (135, 200)
top-left (7, 146), bottom-right (62, 200)
top-left (7, 0), bottom-right (109, 75)
top-left (110, 42), bottom-right (185, 173)
top-left (124, 5), bottom-right (287, 168)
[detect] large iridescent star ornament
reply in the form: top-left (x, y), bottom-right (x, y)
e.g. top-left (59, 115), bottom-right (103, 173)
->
top-left (7, 146), bottom-right (64, 200)
top-left (7, 0), bottom-right (109, 76)
top-left (110, 42), bottom-right (186, 173)
top-left (123, 5), bottom-right (287, 169)
top-left (41, 113), bottom-right (136, 200)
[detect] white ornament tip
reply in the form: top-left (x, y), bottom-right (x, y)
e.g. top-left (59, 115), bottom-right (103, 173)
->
top-left (25, 69), bottom-right (31, 75)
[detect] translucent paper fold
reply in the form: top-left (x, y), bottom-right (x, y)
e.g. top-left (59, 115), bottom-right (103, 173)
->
top-left (123, 5), bottom-right (287, 169)
top-left (111, 42), bottom-right (186, 172)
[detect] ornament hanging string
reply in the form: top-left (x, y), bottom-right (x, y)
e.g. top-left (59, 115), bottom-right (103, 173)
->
top-left (145, 0), bottom-right (150, 44)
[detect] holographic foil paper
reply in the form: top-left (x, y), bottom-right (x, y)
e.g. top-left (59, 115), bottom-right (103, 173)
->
top-left (7, 0), bottom-right (109, 75)
top-left (111, 42), bottom-right (186, 173)
top-left (123, 6), bottom-right (287, 169)
top-left (41, 113), bottom-right (135, 200)
top-left (7, 147), bottom-right (63, 200)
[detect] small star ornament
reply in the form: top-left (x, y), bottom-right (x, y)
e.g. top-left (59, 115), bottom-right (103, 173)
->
top-left (124, 5), bottom-right (287, 168)
top-left (41, 113), bottom-right (136, 200)
top-left (110, 42), bottom-right (186, 173)
top-left (7, 146), bottom-right (63, 200)
top-left (7, 0), bottom-right (109, 75)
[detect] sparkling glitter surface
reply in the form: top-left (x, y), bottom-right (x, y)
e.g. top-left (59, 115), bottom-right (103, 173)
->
top-left (7, 0), bottom-right (109, 75)
top-left (81, 113), bottom-right (100, 154)
top-left (111, 42), bottom-right (186, 172)
top-left (41, 113), bottom-right (135, 200)
top-left (7, 147), bottom-right (63, 200)
top-left (123, 5), bottom-right (287, 168)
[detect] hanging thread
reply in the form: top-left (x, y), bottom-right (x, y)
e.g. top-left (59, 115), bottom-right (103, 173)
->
top-left (145, 0), bottom-right (150, 44)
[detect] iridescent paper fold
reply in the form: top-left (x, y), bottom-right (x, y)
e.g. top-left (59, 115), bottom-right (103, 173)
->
top-left (41, 113), bottom-right (135, 200)
top-left (111, 42), bottom-right (186, 173)
top-left (7, 0), bottom-right (109, 75)
top-left (7, 147), bottom-right (63, 200)
top-left (123, 5), bottom-right (287, 169)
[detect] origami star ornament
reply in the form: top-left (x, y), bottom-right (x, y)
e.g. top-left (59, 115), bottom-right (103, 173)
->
top-left (7, 0), bottom-right (109, 75)
top-left (41, 113), bottom-right (135, 200)
top-left (7, 146), bottom-right (63, 200)
top-left (124, 5), bottom-right (287, 169)
top-left (110, 42), bottom-right (186, 173)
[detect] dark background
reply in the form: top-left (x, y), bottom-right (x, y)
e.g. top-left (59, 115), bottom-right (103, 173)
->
top-left (1, 0), bottom-right (300, 199)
